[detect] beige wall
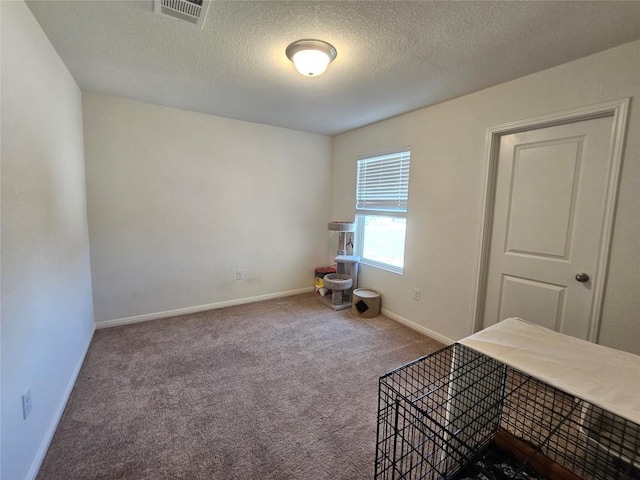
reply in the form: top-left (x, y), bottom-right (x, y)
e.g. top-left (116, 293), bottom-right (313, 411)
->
top-left (83, 93), bottom-right (332, 324)
top-left (332, 40), bottom-right (640, 354)
top-left (1, 2), bottom-right (95, 479)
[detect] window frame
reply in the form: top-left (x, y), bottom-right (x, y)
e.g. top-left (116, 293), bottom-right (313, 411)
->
top-left (355, 213), bottom-right (407, 274)
top-left (355, 148), bottom-right (411, 275)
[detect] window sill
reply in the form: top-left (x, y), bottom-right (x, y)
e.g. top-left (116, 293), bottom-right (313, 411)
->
top-left (359, 258), bottom-right (403, 275)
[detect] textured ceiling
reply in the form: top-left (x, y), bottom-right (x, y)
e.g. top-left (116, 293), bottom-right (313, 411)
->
top-left (25, 1), bottom-right (640, 136)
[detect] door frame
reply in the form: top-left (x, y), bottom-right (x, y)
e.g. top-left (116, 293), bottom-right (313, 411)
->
top-left (471, 98), bottom-right (630, 341)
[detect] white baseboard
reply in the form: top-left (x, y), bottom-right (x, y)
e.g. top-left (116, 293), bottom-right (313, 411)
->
top-left (25, 324), bottom-right (95, 480)
top-left (96, 287), bottom-right (316, 329)
top-left (381, 308), bottom-right (455, 346)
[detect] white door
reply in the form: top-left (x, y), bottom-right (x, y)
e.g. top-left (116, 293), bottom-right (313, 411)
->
top-left (483, 115), bottom-right (614, 340)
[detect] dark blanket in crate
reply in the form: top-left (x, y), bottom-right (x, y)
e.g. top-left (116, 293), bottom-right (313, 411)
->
top-left (455, 443), bottom-right (546, 480)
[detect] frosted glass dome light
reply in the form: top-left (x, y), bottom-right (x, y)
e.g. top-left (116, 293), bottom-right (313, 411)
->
top-left (292, 49), bottom-right (330, 76)
top-left (286, 39), bottom-right (337, 77)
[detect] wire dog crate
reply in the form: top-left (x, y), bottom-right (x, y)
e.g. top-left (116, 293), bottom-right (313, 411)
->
top-left (375, 343), bottom-right (640, 480)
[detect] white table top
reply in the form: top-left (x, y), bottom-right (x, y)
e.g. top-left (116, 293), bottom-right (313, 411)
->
top-left (459, 318), bottom-right (640, 424)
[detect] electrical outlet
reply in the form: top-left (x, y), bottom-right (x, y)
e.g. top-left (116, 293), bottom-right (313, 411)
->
top-left (22, 388), bottom-right (32, 420)
top-left (236, 270), bottom-right (244, 281)
top-left (413, 288), bottom-right (421, 301)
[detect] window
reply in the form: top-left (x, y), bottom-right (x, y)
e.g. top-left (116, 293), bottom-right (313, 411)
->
top-left (355, 149), bottom-right (410, 274)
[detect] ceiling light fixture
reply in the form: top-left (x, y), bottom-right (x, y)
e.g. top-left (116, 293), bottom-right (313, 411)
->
top-left (286, 39), bottom-right (337, 77)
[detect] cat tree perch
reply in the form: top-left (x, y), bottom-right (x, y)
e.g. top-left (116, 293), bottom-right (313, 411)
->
top-left (317, 221), bottom-right (361, 311)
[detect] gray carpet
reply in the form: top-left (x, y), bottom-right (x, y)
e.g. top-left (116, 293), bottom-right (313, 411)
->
top-left (37, 293), bottom-right (444, 480)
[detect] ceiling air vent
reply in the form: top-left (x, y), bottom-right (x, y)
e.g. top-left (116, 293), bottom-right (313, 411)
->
top-left (154, 0), bottom-right (211, 28)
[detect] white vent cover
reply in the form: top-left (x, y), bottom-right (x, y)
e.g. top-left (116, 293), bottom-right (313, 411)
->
top-left (154, 0), bottom-right (211, 28)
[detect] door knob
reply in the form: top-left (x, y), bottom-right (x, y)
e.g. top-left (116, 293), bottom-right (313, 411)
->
top-left (575, 273), bottom-right (590, 283)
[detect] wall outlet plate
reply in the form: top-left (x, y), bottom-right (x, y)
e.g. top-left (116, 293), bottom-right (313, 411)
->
top-left (413, 288), bottom-right (421, 301)
top-left (236, 270), bottom-right (244, 280)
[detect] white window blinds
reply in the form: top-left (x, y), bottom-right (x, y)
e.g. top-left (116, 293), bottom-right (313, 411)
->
top-left (356, 150), bottom-right (411, 212)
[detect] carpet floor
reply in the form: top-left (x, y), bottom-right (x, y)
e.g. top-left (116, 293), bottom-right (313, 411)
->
top-left (37, 293), bottom-right (444, 480)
